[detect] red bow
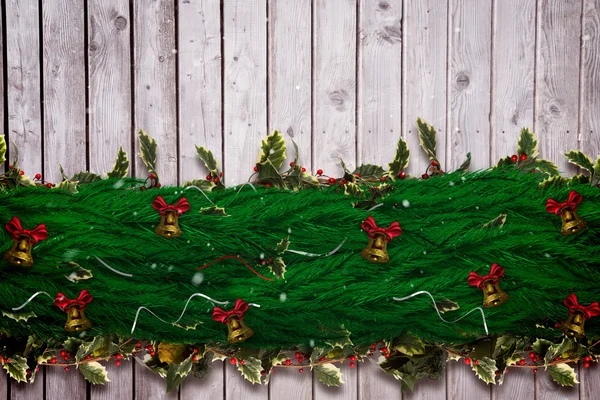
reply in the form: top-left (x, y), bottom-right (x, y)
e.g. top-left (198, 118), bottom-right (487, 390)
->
top-left (468, 263), bottom-right (505, 289)
top-left (212, 298), bottom-right (249, 324)
top-left (563, 294), bottom-right (600, 320)
top-left (54, 289), bottom-right (93, 312)
top-left (5, 217), bottom-right (48, 243)
top-left (361, 216), bottom-right (402, 241)
top-left (546, 191), bottom-right (582, 215)
top-left (152, 196), bottom-right (190, 216)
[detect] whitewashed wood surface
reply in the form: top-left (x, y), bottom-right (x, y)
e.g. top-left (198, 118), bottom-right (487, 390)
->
top-left (0, 0), bottom-right (598, 399)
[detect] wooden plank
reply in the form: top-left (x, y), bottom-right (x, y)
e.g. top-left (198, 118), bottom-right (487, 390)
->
top-left (314, 362), bottom-right (357, 400)
top-left (268, 0), bottom-right (312, 170)
top-left (45, 365), bottom-right (87, 400)
top-left (11, 369), bottom-right (44, 400)
top-left (90, 359), bottom-right (133, 400)
top-left (358, 360), bottom-right (400, 400)
top-left (580, 0), bottom-right (600, 159)
top-left (269, 366), bottom-right (311, 400)
top-left (0, 370), bottom-right (5, 400)
top-left (180, 360), bottom-right (224, 400)
top-left (581, 361), bottom-right (600, 400)
top-left (446, 360), bottom-right (490, 400)
top-left (225, 361), bottom-right (267, 400)
top-left (491, 368), bottom-right (534, 400)
top-left (88, 0), bottom-right (131, 176)
top-left (358, 0), bottom-right (402, 168)
top-left (448, 0), bottom-right (492, 171)
top-left (134, 361), bottom-right (178, 400)
top-left (403, 0), bottom-right (448, 175)
top-left (178, 0), bottom-right (222, 183)
top-left (42, 0), bottom-right (86, 183)
top-left (535, 364), bottom-right (579, 400)
top-left (133, 0), bottom-right (177, 184)
top-left (490, 0), bottom-right (536, 162)
top-left (222, 0), bottom-right (267, 186)
top-left (535, 0), bottom-right (582, 174)
top-left (5, 0), bottom-right (43, 175)
top-left (403, 375), bottom-right (445, 400)
top-left (313, 0), bottom-right (356, 177)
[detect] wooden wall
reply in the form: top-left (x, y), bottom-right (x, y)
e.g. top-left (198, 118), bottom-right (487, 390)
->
top-left (1, 0), bottom-right (599, 399)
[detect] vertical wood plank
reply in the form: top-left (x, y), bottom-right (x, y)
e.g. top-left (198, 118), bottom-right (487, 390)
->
top-left (535, 0), bottom-right (582, 174)
top-left (448, 0), bottom-right (492, 170)
top-left (490, 0), bottom-right (536, 162)
top-left (535, 364), bottom-right (580, 400)
top-left (88, 0), bottom-right (131, 176)
top-left (133, 0), bottom-right (177, 184)
top-left (580, 0), bottom-right (600, 158)
top-left (45, 366), bottom-right (87, 400)
top-left (90, 359), bottom-right (133, 400)
top-left (403, 0), bottom-right (448, 175)
top-left (313, 0), bottom-right (356, 177)
top-left (222, 0), bottom-right (267, 186)
top-left (358, 0), bottom-right (402, 167)
top-left (5, 0), bottom-right (42, 175)
top-left (269, 367), bottom-right (311, 400)
top-left (225, 362), bottom-right (267, 400)
top-left (178, 0), bottom-right (222, 183)
top-left (180, 360), bottom-right (224, 400)
top-left (0, 371), bottom-right (5, 400)
top-left (446, 360), bottom-right (490, 400)
top-left (581, 361), bottom-right (600, 400)
top-left (491, 368), bottom-right (535, 400)
top-left (358, 361), bottom-right (400, 400)
top-left (403, 376), bottom-right (446, 400)
top-left (42, 0), bottom-right (86, 182)
top-left (268, 0), bottom-right (312, 170)
top-left (11, 375), bottom-right (44, 400)
top-left (134, 361), bottom-right (178, 400)
top-left (314, 362), bottom-right (357, 400)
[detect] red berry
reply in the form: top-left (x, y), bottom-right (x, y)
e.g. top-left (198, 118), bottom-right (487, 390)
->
top-left (584, 361), bottom-right (591, 369)
top-left (495, 370), bottom-right (501, 376)
top-left (533, 368), bottom-right (538, 373)
top-left (511, 154), bottom-right (518, 162)
top-left (64, 367), bottom-right (69, 372)
top-left (399, 171), bottom-right (406, 179)
top-left (317, 169), bottom-right (323, 176)
top-left (60, 350), bottom-right (66, 357)
top-left (464, 358), bottom-right (471, 365)
top-left (8, 164), bottom-right (12, 169)
top-left (384, 353), bottom-right (390, 358)
top-left (421, 174), bottom-right (429, 179)
top-left (349, 355), bottom-right (357, 361)
top-left (341, 179), bottom-right (347, 185)
top-left (150, 351), bottom-right (155, 356)
top-left (520, 153), bottom-right (527, 161)
top-left (206, 174), bottom-right (212, 180)
top-left (328, 177), bottom-right (335, 184)
top-left (301, 167), bottom-right (306, 173)
top-left (193, 348), bottom-right (199, 354)
top-left (529, 352), bottom-right (535, 358)
top-left (35, 173), bottom-right (41, 180)
top-left (116, 354), bottom-right (123, 359)
top-left (0, 356), bottom-right (3, 363)
top-left (220, 172), bottom-right (223, 177)
top-left (230, 358), bottom-right (237, 365)
top-left (192, 355), bottom-right (198, 362)
top-left (5, 358), bottom-right (10, 363)
top-left (350, 361), bottom-right (355, 368)
top-left (381, 176), bottom-right (386, 182)
top-left (115, 360), bottom-right (121, 366)
top-left (240, 360), bottom-right (245, 365)
top-left (555, 356), bottom-right (560, 361)
top-left (253, 166), bottom-right (258, 172)
top-left (381, 347), bottom-right (387, 353)
top-left (474, 360), bottom-right (479, 365)
top-left (213, 177), bottom-right (219, 183)
top-left (265, 183), bottom-right (271, 188)
top-left (136, 342), bottom-right (142, 348)
top-left (554, 323), bottom-right (560, 328)
top-left (295, 352), bottom-right (301, 358)
top-left (51, 357), bottom-right (57, 364)
top-left (260, 370), bottom-right (266, 376)
top-left (431, 160), bottom-right (437, 167)
top-left (319, 357), bottom-right (326, 361)
top-left (140, 185), bottom-right (146, 191)
top-left (371, 344), bottom-right (377, 349)
top-left (355, 173), bottom-right (361, 178)
top-left (297, 357), bottom-right (303, 363)
top-left (290, 162), bottom-right (294, 167)
top-left (519, 359), bottom-right (525, 365)
top-left (299, 368), bottom-right (304, 373)
top-left (35, 367), bottom-right (39, 373)
top-left (150, 173), bottom-right (156, 179)
top-left (20, 170), bottom-right (25, 176)
top-left (26, 369), bottom-right (31, 375)
top-left (156, 183), bottom-right (162, 188)
top-left (63, 356), bottom-right (69, 361)
top-left (285, 359), bottom-right (291, 365)
top-left (585, 356), bottom-right (593, 362)
top-left (532, 357), bottom-right (538, 363)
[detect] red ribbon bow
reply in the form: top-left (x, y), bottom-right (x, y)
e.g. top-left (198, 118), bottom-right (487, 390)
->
top-left (212, 299), bottom-right (249, 324)
top-left (152, 196), bottom-right (190, 216)
top-left (468, 263), bottom-right (505, 289)
top-left (563, 294), bottom-right (600, 320)
top-left (54, 289), bottom-right (93, 312)
top-left (361, 216), bottom-right (402, 241)
top-left (5, 217), bottom-right (48, 243)
top-left (546, 191), bottom-right (582, 215)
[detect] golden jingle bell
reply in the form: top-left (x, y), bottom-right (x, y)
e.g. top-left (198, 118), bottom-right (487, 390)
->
top-left (155, 210), bottom-right (182, 238)
top-left (3, 235), bottom-right (34, 267)
top-left (64, 305), bottom-right (92, 332)
top-left (560, 310), bottom-right (586, 339)
top-left (360, 232), bottom-right (390, 263)
top-left (558, 206), bottom-right (586, 236)
top-left (226, 315), bottom-right (254, 344)
top-left (560, 293), bottom-right (600, 338)
top-left (481, 279), bottom-right (509, 308)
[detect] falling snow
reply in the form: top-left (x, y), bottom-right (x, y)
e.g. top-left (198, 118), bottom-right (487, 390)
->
top-left (288, 227), bottom-right (292, 234)
top-left (150, 263), bottom-right (157, 269)
top-left (449, 181), bottom-right (455, 186)
top-left (544, 253), bottom-right (551, 258)
top-left (192, 272), bottom-right (204, 286)
top-left (113, 180), bottom-right (125, 189)
top-left (402, 200), bottom-right (410, 208)
top-left (280, 293), bottom-right (287, 302)
top-left (309, 339), bottom-right (315, 347)
top-left (260, 253), bottom-right (265, 260)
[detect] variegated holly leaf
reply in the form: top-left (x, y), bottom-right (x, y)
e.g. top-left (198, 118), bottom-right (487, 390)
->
top-left (269, 257), bottom-right (286, 279)
top-left (315, 363), bottom-right (344, 386)
top-left (532, 338), bottom-right (552, 355)
top-left (2, 310), bottom-right (36, 322)
top-left (392, 335), bottom-right (425, 357)
top-left (532, 159), bottom-right (559, 176)
top-left (496, 156), bottom-right (514, 168)
top-left (571, 174), bottom-right (591, 185)
top-left (564, 150), bottom-right (594, 173)
top-left (166, 354), bottom-right (194, 392)
top-left (275, 236), bottom-right (290, 254)
top-left (64, 338), bottom-right (84, 354)
top-left (325, 327), bottom-right (352, 349)
top-left (352, 164), bottom-right (385, 179)
top-left (458, 152), bottom-right (471, 172)
top-left (236, 356), bottom-right (263, 384)
top-left (55, 179), bottom-right (78, 194)
top-left (65, 266), bottom-right (93, 282)
top-left (0, 134), bottom-right (6, 165)
top-left (258, 130), bottom-right (286, 170)
top-left (138, 130), bottom-right (158, 179)
top-left (416, 117), bottom-right (439, 163)
top-left (344, 182), bottom-right (365, 197)
top-left (483, 214), bottom-right (507, 229)
top-left (435, 299), bottom-right (460, 313)
top-left (107, 146), bottom-right (129, 178)
top-left (184, 179), bottom-right (216, 191)
top-left (17, 173), bottom-right (36, 187)
top-left (80, 361), bottom-right (110, 385)
top-left (158, 343), bottom-right (189, 365)
top-left (72, 171), bottom-right (102, 184)
top-left (539, 175), bottom-right (569, 189)
top-left (471, 356), bottom-right (497, 384)
top-left (548, 363), bottom-right (578, 386)
top-left (173, 322), bottom-right (202, 331)
top-left (199, 206), bottom-right (228, 216)
top-left (517, 128), bottom-right (539, 158)
top-left (3, 355), bottom-right (28, 383)
top-left (594, 157), bottom-right (600, 181)
top-left (195, 145), bottom-right (221, 180)
top-left (388, 137), bottom-right (410, 176)
top-left (544, 337), bottom-right (576, 366)
top-left (257, 159), bottom-right (284, 187)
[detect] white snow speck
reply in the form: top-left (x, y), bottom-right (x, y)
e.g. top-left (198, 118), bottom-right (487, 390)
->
top-left (151, 263), bottom-right (157, 269)
top-left (113, 180), bottom-right (125, 189)
top-left (410, 283), bottom-right (414, 287)
top-left (280, 293), bottom-right (287, 302)
top-left (544, 253), bottom-right (551, 258)
top-left (309, 339), bottom-right (315, 347)
top-left (441, 221), bottom-right (445, 224)
top-left (449, 181), bottom-right (455, 186)
top-left (420, 269), bottom-right (423, 274)
top-left (133, 211), bottom-right (138, 216)
top-left (207, 243), bottom-right (211, 247)
top-left (402, 200), bottom-right (410, 208)
top-left (269, 149), bottom-right (275, 155)
top-left (260, 253), bottom-right (265, 260)
top-left (192, 272), bottom-right (204, 285)
top-left (461, 176), bottom-right (466, 181)
top-left (423, 251), bottom-right (427, 255)
top-left (168, 266), bottom-right (174, 271)
top-left (171, 49), bottom-right (177, 54)
top-left (288, 227), bottom-right (292, 234)
top-left (475, 206), bottom-right (479, 210)
top-left (295, 85), bottom-right (300, 90)
top-left (79, 331), bottom-right (87, 338)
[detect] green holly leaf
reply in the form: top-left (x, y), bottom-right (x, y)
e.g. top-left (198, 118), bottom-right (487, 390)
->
top-left (72, 171), bottom-right (102, 184)
top-left (64, 338), bottom-right (84, 354)
top-left (55, 179), bottom-right (78, 194)
top-left (532, 338), bottom-right (552, 355)
top-left (496, 156), bottom-right (514, 168)
top-left (107, 146), bottom-right (129, 178)
top-left (447, 352), bottom-right (462, 361)
top-left (539, 175), bottom-right (569, 189)
top-left (471, 356), bottom-right (497, 384)
top-left (138, 129), bottom-right (158, 179)
top-left (65, 266), bottom-right (93, 282)
top-left (2, 310), bottom-right (36, 322)
top-left (0, 134), bottom-right (6, 165)
top-left (166, 354), bottom-right (194, 392)
top-left (344, 182), bottom-right (365, 197)
top-left (184, 179), bottom-right (216, 191)
top-left (352, 164), bottom-right (385, 179)
top-left (257, 159), bottom-right (284, 187)
top-left (80, 361), bottom-right (110, 385)
top-left (257, 130), bottom-right (286, 170)
top-left (315, 363), bottom-right (344, 386)
top-left (310, 347), bottom-right (328, 367)
top-left (275, 237), bottom-right (290, 254)
top-left (594, 157), bottom-right (600, 181)
top-left (544, 337), bottom-right (576, 367)
top-left (195, 146), bottom-right (221, 179)
top-left (17, 173), bottom-right (36, 187)
top-left (571, 174), bottom-right (591, 185)
top-left (564, 150), bottom-right (594, 173)
top-left (532, 159), bottom-right (559, 176)
top-left (416, 117), bottom-right (439, 163)
top-left (517, 128), bottom-right (539, 158)
top-left (236, 356), bottom-right (263, 384)
top-left (269, 257), bottom-right (286, 279)
top-left (387, 137), bottom-right (410, 176)
top-left (458, 152), bottom-right (471, 172)
top-left (392, 335), bottom-right (426, 357)
top-left (483, 214), bottom-right (507, 229)
top-left (435, 299), bottom-right (459, 313)
top-left (199, 206), bottom-right (229, 216)
top-left (3, 355), bottom-right (29, 383)
top-left (548, 363), bottom-right (579, 387)
top-left (325, 327), bottom-right (352, 349)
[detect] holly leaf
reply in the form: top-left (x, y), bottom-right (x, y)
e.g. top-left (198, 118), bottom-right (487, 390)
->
top-left (388, 137), bottom-right (410, 176)
top-left (138, 130), bottom-right (158, 179)
top-left (564, 150), bottom-right (594, 173)
top-left (195, 146), bottom-right (221, 182)
top-left (517, 128), bottom-right (539, 158)
top-left (483, 214), bottom-right (507, 229)
top-left (315, 364), bottom-right (344, 386)
top-left (269, 257), bottom-right (286, 279)
top-left (55, 179), bottom-right (78, 194)
top-left (548, 364), bottom-right (579, 387)
top-left (236, 356), bottom-right (263, 384)
top-left (257, 130), bottom-right (286, 170)
top-left (594, 157), bottom-right (600, 181)
top-left (496, 156), bottom-right (514, 169)
top-left (352, 164), bottom-right (385, 179)
top-left (107, 146), bottom-right (129, 178)
top-left (275, 237), bottom-right (290, 254)
top-left (544, 337), bottom-right (576, 366)
top-left (3, 355), bottom-right (28, 383)
top-left (344, 182), bottom-right (365, 197)
top-left (2, 310), bottom-right (36, 322)
top-left (471, 356), bottom-right (497, 384)
top-left (0, 134), bottom-right (6, 165)
top-left (458, 152), bottom-right (471, 172)
top-left (325, 328), bottom-right (353, 349)
top-left (17, 173), bottom-right (36, 187)
top-left (184, 179), bottom-right (216, 191)
top-left (65, 266), bottom-right (93, 282)
top-left (539, 175), bottom-right (569, 189)
top-left (166, 354), bottom-right (194, 392)
top-left (532, 338), bottom-right (553, 355)
top-left (416, 117), bottom-right (439, 163)
top-left (80, 361), bottom-right (110, 385)
top-left (173, 322), bottom-right (201, 331)
top-left (256, 159), bottom-right (284, 187)
top-left (435, 299), bottom-right (460, 313)
top-left (571, 174), bottom-right (591, 185)
top-left (64, 338), bottom-right (84, 354)
top-left (199, 206), bottom-right (229, 216)
top-left (72, 171), bottom-right (102, 184)
top-left (532, 159), bottom-right (559, 176)
top-left (392, 335), bottom-right (426, 357)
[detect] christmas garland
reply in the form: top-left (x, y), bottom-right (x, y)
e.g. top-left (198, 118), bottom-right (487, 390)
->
top-left (0, 120), bottom-right (599, 391)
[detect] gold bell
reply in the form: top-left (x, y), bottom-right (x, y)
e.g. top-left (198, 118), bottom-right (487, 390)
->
top-left (481, 280), bottom-right (509, 308)
top-left (155, 210), bottom-right (182, 238)
top-left (360, 233), bottom-right (389, 263)
top-left (226, 315), bottom-right (254, 344)
top-left (559, 207), bottom-right (586, 236)
top-left (561, 311), bottom-right (586, 338)
top-left (3, 235), bottom-right (34, 267)
top-left (64, 305), bottom-right (92, 332)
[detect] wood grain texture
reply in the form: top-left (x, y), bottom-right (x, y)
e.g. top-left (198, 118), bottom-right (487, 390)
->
top-left (178, 0), bottom-right (222, 183)
top-left (314, 362), bottom-right (357, 400)
top-left (134, 361), bottom-right (178, 400)
top-left (5, 0), bottom-right (43, 175)
top-left (0, 370), bottom-right (5, 400)
top-left (404, 375), bottom-right (446, 400)
top-left (269, 365), bottom-right (312, 400)
top-left (581, 361), bottom-right (600, 400)
top-left (180, 360), bottom-right (224, 400)
top-left (491, 368), bottom-right (535, 400)
top-left (403, 0), bottom-right (448, 174)
top-left (358, 360), bottom-right (400, 400)
top-left (448, 0), bottom-right (492, 171)
top-left (88, 0), bottom-right (131, 176)
top-left (535, 0), bottom-right (582, 174)
top-left (42, 0), bottom-right (86, 182)
top-left (268, 0), bottom-right (312, 170)
top-left (11, 372), bottom-right (44, 400)
top-left (133, 0), bottom-right (178, 184)
top-left (358, 0), bottom-right (402, 167)
top-left (580, 0), bottom-right (600, 159)
top-left (224, 361), bottom-right (267, 400)
top-left (313, 0), bottom-right (356, 176)
top-left (491, 0), bottom-right (536, 162)
top-left (222, 0), bottom-right (267, 186)
top-left (90, 359), bottom-right (133, 400)
top-left (535, 364), bottom-right (580, 400)
top-left (45, 366), bottom-right (87, 400)
top-left (446, 360), bottom-right (491, 400)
